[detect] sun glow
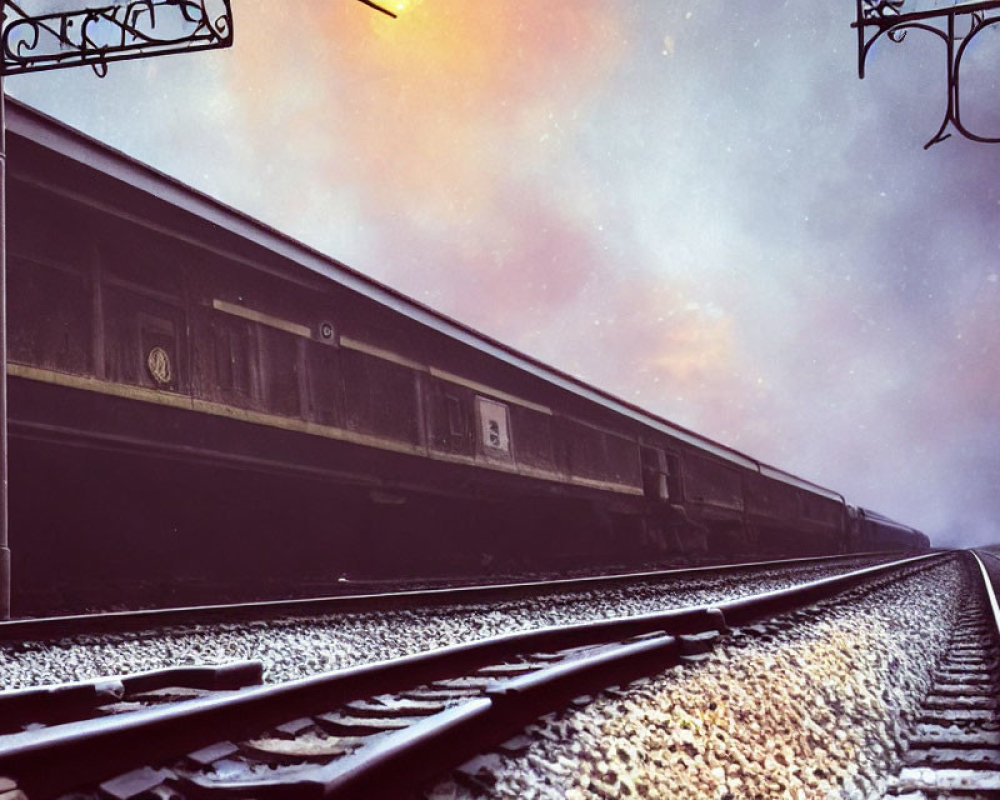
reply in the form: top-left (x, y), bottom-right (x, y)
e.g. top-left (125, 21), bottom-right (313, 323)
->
top-left (228, 2), bottom-right (626, 223)
top-left (389, 0), bottom-right (419, 16)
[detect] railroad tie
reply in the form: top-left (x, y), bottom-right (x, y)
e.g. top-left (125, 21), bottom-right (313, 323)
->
top-left (882, 593), bottom-right (1000, 797)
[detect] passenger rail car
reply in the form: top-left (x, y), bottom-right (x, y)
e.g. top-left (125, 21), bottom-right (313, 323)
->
top-left (849, 508), bottom-right (930, 553)
top-left (2, 100), bottom-right (928, 611)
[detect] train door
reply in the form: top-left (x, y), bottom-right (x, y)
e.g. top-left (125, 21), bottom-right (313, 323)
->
top-left (639, 445), bottom-right (668, 555)
top-left (640, 446), bottom-right (670, 501)
top-left (640, 447), bottom-right (691, 556)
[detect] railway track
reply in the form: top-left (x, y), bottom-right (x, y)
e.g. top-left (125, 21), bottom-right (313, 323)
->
top-left (0, 551), bottom-right (904, 644)
top-left (879, 551), bottom-right (1000, 797)
top-left (0, 553), bottom-right (945, 799)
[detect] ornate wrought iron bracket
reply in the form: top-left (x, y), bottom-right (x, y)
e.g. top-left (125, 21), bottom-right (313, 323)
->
top-left (853, 0), bottom-right (1000, 148)
top-left (0, 0), bottom-right (234, 77)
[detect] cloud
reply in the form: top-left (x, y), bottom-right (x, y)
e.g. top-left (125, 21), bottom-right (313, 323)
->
top-left (224, 1), bottom-right (627, 226)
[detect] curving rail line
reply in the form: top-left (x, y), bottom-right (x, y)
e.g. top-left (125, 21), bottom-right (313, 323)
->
top-left (879, 550), bottom-right (1000, 796)
top-left (0, 553), bottom-right (945, 799)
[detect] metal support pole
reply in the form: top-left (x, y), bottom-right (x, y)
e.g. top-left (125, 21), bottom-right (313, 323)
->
top-left (0, 7), bottom-right (9, 620)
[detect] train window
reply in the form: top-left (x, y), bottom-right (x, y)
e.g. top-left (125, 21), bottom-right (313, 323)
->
top-left (215, 329), bottom-right (233, 389)
top-left (213, 323), bottom-right (254, 397)
top-left (308, 341), bottom-right (343, 426)
top-left (665, 453), bottom-right (682, 501)
top-left (564, 418), bottom-right (605, 479)
top-left (428, 387), bottom-right (472, 456)
top-left (604, 433), bottom-right (641, 487)
top-left (508, 405), bottom-right (556, 469)
top-left (683, 453), bottom-right (742, 510)
top-left (260, 327), bottom-right (301, 417)
top-left (641, 447), bottom-right (668, 501)
top-left (446, 395), bottom-right (464, 437)
top-left (476, 397), bottom-right (511, 455)
top-left (8, 257), bottom-right (92, 375)
top-left (341, 350), bottom-right (419, 442)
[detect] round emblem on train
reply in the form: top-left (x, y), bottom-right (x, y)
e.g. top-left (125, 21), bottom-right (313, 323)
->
top-left (146, 346), bottom-right (172, 386)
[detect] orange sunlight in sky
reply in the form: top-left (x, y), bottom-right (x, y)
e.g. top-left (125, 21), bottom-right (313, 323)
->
top-left (229, 2), bottom-right (626, 223)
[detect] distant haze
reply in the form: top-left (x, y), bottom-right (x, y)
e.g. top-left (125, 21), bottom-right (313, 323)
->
top-left (9, 1), bottom-right (1000, 547)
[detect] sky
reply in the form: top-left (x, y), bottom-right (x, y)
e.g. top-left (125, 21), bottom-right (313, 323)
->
top-left (6, 0), bottom-right (1000, 546)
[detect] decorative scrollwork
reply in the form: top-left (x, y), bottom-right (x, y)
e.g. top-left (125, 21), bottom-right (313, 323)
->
top-left (863, 0), bottom-right (906, 19)
top-left (1, 0), bottom-right (234, 77)
top-left (854, 0), bottom-right (1000, 148)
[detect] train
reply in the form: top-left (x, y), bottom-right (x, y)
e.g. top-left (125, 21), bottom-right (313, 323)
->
top-left (2, 98), bottom-right (929, 613)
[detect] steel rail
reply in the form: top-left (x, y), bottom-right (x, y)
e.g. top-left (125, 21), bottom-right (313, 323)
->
top-left (180, 635), bottom-right (685, 800)
top-left (0, 662), bottom-right (263, 735)
top-left (0, 550), bottom-right (912, 642)
top-left (0, 551), bottom-right (949, 798)
top-left (874, 550), bottom-right (1000, 796)
top-left (971, 550), bottom-right (1000, 637)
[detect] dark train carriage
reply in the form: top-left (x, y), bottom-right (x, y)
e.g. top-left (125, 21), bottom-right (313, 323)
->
top-left (744, 466), bottom-right (847, 556)
top-left (5, 100), bottom-right (665, 608)
top-left (849, 507), bottom-right (929, 552)
top-left (673, 447), bottom-right (749, 556)
top-left (1, 99), bottom-right (925, 612)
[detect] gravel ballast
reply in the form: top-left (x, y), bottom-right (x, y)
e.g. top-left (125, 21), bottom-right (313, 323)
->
top-left (425, 558), bottom-right (965, 800)
top-left (0, 558), bottom-right (893, 689)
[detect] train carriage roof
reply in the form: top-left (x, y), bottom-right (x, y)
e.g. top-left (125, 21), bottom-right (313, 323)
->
top-left (858, 508), bottom-right (920, 533)
top-left (5, 97), bottom-right (844, 505)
